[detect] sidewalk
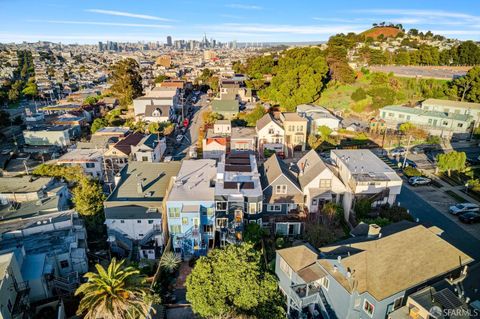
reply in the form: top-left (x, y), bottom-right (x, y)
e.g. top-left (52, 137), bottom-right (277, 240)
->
top-left (428, 174), bottom-right (480, 206)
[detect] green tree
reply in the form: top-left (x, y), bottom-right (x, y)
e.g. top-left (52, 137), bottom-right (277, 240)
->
top-left (110, 58), bottom-right (143, 107)
top-left (399, 122), bottom-right (415, 134)
top-left (354, 198), bottom-right (372, 219)
top-left (436, 151), bottom-right (467, 177)
top-left (367, 86), bottom-right (396, 109)
top-left (303, 222), bottom-right (337, 247)
top-left (154, 74), bottom-right (168, 84)
top-left (262, 47), bottom-right (329, 111)
top-left (244, 104), bottom-right (266, 127)
top-left (91, 118), bottom-right (108, 133)
top-left (75, 258), bottom-right (154, 319)
top-left (448, 66), bottom-right (480, 102)
top-left (84, 95), bottom-right (99, 106)
top-left (22, 81), bottom-right (37, 98)
top-left (72, 177), bottom-right (106, 217)
top-left (243, 223), bottom-right (266, 245)
top-left (186, 243), bottom-right (285, 319)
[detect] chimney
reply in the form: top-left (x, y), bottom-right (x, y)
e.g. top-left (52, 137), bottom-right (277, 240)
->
top-left (299, 162), bottom-right (305, 176)
top-left (137, 179), bottom-right (144, 194)
top-left (273, 111), bottom-right (281, 120)
top-left (237, 182), bottom-right (241, 192)
top-left (114, 173), bottom-right (121, 187)
top-left (367, 224), bottom-right (381, 238)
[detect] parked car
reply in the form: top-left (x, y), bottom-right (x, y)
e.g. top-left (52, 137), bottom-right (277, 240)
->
top-left (390, 147), bottom-right (406, 157)
top-left (458, 212), bottom-right (480, 224)
top-left (410, 144), bottom-right (440, 155)
top-left (449, 203), bottom-right (480, 215)
top-left (176, 135), bottom-right (184, 143)
top-left (408, 176), bottom-right (432, 186)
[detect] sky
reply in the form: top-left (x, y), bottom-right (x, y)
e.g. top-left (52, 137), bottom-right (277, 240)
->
top-left (1, 0), bottom-right (480, 44)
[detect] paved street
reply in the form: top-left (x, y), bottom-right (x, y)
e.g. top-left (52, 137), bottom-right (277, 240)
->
top-left (398, 186), bottom-right (480, 261)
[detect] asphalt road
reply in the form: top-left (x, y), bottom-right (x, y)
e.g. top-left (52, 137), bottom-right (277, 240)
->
top-left (398, 186), bottom-right (480, 261)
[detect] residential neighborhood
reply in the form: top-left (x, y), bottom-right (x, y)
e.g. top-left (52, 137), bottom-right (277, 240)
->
top-left (1, 2), bottom-right (480, 319)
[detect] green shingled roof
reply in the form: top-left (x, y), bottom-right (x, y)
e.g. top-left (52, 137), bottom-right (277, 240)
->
top-left (211, 99), bottom-right (239, 113)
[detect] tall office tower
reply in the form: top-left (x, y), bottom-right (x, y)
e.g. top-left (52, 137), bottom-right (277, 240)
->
top-left (232, 40), bottom-right (237, 49)
top-left (166, 36), bottom-right (172, 46)
top-left (98, 41), bottom-right (103, 52)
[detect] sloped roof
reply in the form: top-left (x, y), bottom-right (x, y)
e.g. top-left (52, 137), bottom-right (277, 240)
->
top-left (297, 150), bottom-right (328, 189)
top-left (144, 105), bottom-right (170, 117)
top-left (318, 224), bottom-right (474, 301)
top-left (261, 154), bottom-right (300, 190)
top-left (256, 113), bottom-right (283, 131)
top-left (112, 132), bottom-right (144, 155)
top-left (277, 244), bottom-right (318, 272)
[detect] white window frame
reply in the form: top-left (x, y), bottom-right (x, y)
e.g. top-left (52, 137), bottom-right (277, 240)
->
top-left (267, 204), bottom-right (282, 212)
top-left (216, 218), bottom-right (228, 228)
top-left (248, 202), bottom-right (257, 214)
top-left (216, 201), bottom-right (227, 211)
top-left (168, 207), bottom-right (181, 218)
top-left (319, 179), bottom-right (332, 188)
top-left (275, 185), bottom-right (287, 195)
top-left (363, 299), bottom-right (375, 318)
top-left (170, 224), bottom-right (181, 234)
top-left (392, 296), bottom-right (403, 311)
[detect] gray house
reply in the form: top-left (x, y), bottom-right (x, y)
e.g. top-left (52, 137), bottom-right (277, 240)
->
top-left (260, 154), bottom-right (304, 236)
top-left (275, 222), bottom-right (473, 319)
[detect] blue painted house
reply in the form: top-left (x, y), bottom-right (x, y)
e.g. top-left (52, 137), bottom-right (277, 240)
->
top-left (166, 159), bottom-right (217, 258)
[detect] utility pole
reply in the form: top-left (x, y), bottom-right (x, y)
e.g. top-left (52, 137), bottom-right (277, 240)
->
top-left (402, 135), bottom-right (412, 168)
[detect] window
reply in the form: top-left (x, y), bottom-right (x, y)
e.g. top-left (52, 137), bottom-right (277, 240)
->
top-left (288, 125), bottom-right (294, 132)
top-left (139, 233), bottom-right (144, 237)
top-left (428, 118), bottom-right (433, 124)
top-left (363, 299), bottom-right (375, 317)
top-left (279, 257), bottom-right (292, 278)
top-left (203, 225), bottom-right (213, 233)
top-left (443, 121), bottom-right (449, 126)
top-left (319, 179), bottom-right (331, 188)
top-left (248, 202), bottom-right (257, 214)
top-left (275, 185), bottom-right (287, 194)
top-left (60, 260), bottom-right (69, 269)
top-left (216, 218), bottom-right (228, 228)
top-left (457, 123), bottom-right (463, 128)
top-left (398, 114), bottom-right (405, 119)
top-left (381, 112), bottom-right (386, 118)
top-left (296, 125), bottom-right (303, 132)
top-left (85, 162), bottom-right (95, 168)
top-left (295, 136), bottom-right (303, 143)
top-left (388, 112), bottom-right (394, 117)
top-left (170, 225), bottom-right (181, 233)
top-left (148, 220), bottom-right (154, 224)
top-left (267, 204), bottom-right (282, 212)
top-left (406, 115), bottom-right (411, 120)
top-left (168, 207), bottom-right (181, 218)
top-left (322, 277), bottom-right (329, 290)
top-left (193, 218), bottom-right (200, 227)
top-left (206, 207), bottom-right (215, 216)
top-left (268, 128), bottom-right (274, 134)
top-left (182, 217), bottom-right (189, 225)
top-left (312, 199), bottom-right (317, 205)
top-left (137, 220), bottom-right (142, 224)
top-left (120, 220), bottom-right (125, 223)
top-left (216, 201), bottom-right (227, 211)
top-left (142, 156), bottom-right (148, 162)
top-left (392, 297), bottom-right (403, 311)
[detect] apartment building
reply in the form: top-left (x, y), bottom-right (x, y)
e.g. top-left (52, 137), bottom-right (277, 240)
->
top-left (296, 104), bottom-right (340, 132)
top-left (103, 132), bottom-right (144, 182)
top-left (57, 148), bottom-right (105, 179)
top-left (214, 152), bottom-right (263, 244)
top-left (131, 134), bottom-right (166, 163)
top-left (276, 222), bottom-right (473, 319)
top-left (166, 160), bottom-right (217, 258)
top-left (421, 98), bottom-right (480, 123)
top-left (379, 105), bottom-right (474, 138)
top-left (104, 161), bottom-right (181, 259)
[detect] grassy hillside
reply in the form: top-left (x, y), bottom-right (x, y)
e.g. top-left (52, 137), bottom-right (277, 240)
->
top-left (361, 26), bottom-right (402, 39)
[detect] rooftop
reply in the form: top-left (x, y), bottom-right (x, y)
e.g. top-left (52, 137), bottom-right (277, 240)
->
top-left (277, 244), bottom-right (318, 272)
top-left (423, 98), bottom-right (480, 110)
top-left (211, 99), bottom-right (239, 112)
top-left (168, 159), bottom-right (216, 202)
top-left (381, 105), bottom-right (473, 121)
top-left (332, 149), bottom-right (402, 183)
top-left (57, 148), bottom-right (104, 163)
top-left (106, 161), bottom-right (181, 203)
top-left (318, 224), bottom-right (474, 301)
top-left (0, 176), bottom-right (52, 194)
top-left (231, 126), bottom-right (256, 139)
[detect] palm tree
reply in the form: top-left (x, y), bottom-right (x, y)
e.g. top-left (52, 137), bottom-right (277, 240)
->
top-left (75, 258), bottom-right (153, 319)
top-left (159, 251), bottom-right (181, 273)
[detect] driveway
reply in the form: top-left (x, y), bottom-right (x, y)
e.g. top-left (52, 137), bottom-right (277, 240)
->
top-left (398, 186), bottom-right (480, 261)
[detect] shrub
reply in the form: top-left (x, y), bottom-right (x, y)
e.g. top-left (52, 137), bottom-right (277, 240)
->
top-left (351, 88), bottom-right (367, 101)
top-left (354, 198), bottom-right (372, 219)
top-left (403, 166), bottom-right (422, 177)
top-left (264, 149), bottom-right (275, 158)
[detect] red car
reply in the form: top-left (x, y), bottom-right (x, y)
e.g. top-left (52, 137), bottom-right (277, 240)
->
top-left (183, 118), bottom-right (189, 128)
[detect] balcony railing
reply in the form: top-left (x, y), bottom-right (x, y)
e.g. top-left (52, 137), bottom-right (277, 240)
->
top-left (289, 283), bottom-right (321, 309)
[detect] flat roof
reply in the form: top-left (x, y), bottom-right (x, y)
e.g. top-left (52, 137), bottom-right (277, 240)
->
top-left (57, 148), bottom-right (104, 163)
top-left (332, 149), bottom-right (402, 182)
top-left (423, 98), bottom-right (480, 110)
top-left (168, 160), bottom-right (216, 202)
top-left (381, 105), bottom-right (472, 121)
top-left (0, 176), bottom-right (52, 194)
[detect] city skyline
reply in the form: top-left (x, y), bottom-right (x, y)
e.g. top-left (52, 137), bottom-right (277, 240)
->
top-left (1, 0), bottom-right (480, 44)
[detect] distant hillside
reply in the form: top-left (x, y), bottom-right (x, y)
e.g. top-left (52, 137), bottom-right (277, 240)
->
top-left (362, 26), bottom-right (402, 39)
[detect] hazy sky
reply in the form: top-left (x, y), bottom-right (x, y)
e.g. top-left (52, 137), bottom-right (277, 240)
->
top-left (1, 0), bottom-right (480, 43)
